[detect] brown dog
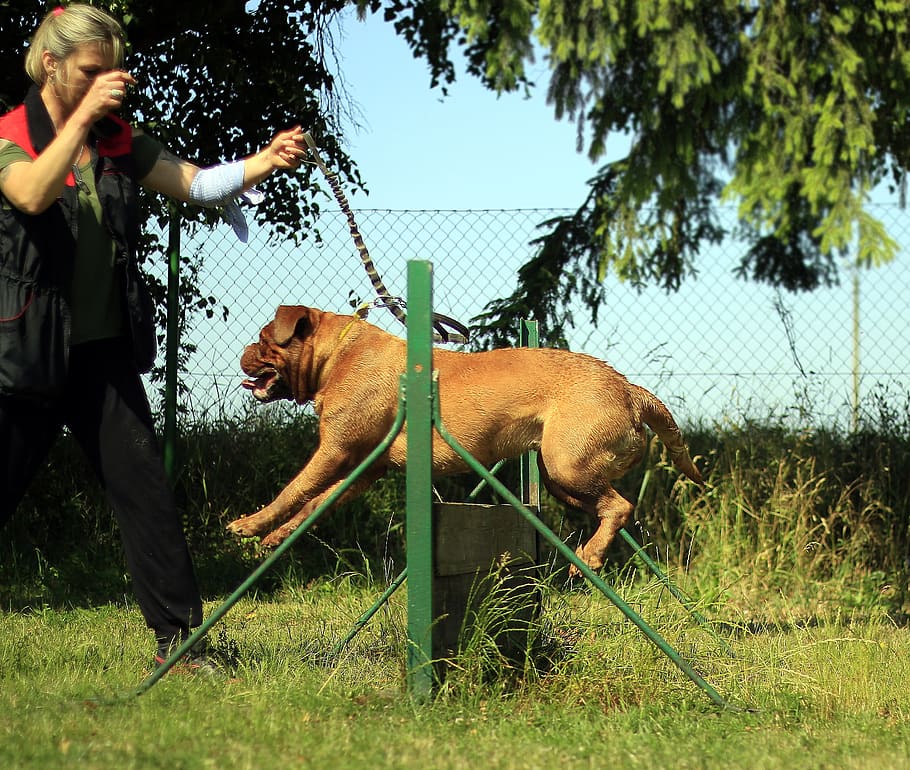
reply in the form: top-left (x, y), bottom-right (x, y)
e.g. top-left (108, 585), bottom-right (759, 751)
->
top-left (227, 306), bottom-right (703, 573)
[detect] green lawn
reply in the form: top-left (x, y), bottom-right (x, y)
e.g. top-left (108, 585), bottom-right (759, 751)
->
top-left (3, 574), bottom-right (909, 770)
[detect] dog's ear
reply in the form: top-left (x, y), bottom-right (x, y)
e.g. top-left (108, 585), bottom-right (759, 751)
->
top-left (272, 306), bottom-right (311, 346)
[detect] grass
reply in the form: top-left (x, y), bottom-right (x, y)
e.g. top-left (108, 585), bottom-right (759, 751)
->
top-left (2, 569), bottom-right (910, 770)
top-left (4, 392), bottom-right (910, 767)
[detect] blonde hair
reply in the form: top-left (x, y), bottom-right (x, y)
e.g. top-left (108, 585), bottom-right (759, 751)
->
top-left (25, 4), bottom-right (126, 86)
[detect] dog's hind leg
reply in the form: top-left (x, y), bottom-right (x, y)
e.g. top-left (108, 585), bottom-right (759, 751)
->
top-left (537, 455), bottom-right (634, 578)
top-left (570, 487), bottom-right (634, 577)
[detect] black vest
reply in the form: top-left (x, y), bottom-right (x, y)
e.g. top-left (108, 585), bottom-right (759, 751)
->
top-left (0, 86), bottom-right (156, 402)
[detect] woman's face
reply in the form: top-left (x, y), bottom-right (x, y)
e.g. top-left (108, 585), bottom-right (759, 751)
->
top-left (48, 42), bottom-right (113, 114)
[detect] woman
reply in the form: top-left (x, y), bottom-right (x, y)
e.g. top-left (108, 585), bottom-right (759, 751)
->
top-left (0, 3), bottom-right (307, 673)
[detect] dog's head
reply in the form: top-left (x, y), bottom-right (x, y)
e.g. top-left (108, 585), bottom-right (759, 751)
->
top-left (241, 305), bottom-right (318, 403)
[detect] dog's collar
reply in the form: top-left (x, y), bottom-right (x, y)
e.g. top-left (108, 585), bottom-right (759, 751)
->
top-left (338, 305), bottom-right (370, 342)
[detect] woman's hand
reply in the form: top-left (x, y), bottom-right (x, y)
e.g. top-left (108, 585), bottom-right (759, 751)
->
top-left (73, 69), bottom-right (136, 125)
top-left (261, 126), bottom-right (308, 172)
top-left (231, 125), bottom-right (308, 190)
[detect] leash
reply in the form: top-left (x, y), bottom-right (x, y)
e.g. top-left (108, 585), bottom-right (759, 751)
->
top-left (302, 133), bottom-right (469, 344)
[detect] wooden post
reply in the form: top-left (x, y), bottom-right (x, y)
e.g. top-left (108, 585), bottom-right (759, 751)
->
top-left (432, 502), bottom-right (541, 666)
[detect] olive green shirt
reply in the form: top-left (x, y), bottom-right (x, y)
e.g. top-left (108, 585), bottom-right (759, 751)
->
top-left (0, 133), bottom-right (163, 344)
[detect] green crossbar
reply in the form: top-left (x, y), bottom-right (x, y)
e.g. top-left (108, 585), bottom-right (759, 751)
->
top-left (427, 376), bottom-right (729, 708)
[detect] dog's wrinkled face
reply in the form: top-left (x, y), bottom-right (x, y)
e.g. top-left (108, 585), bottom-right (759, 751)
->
top-left (240, 323), bottom-right (294, 403)
top-left (241, 307), bottom-right (315, 403)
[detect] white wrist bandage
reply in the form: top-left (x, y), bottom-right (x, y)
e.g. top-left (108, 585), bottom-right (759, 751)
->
top-left (189, 160), bottom-right (245, 207)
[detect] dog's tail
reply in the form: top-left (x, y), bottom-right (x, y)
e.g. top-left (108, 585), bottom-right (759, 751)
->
top-left (632, 384), bottom-right (704, 485)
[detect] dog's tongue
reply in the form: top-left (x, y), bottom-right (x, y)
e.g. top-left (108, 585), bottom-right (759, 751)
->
top-left (242, 372), bottom-right (274, 395)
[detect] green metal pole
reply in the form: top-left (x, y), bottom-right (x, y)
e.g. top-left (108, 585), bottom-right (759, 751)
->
top-left (330, 567), bottom-right (409, 657)
top-left (163, 204), bottom-right (180, 481)
top-left (405, 260), bottom-right (436, 700)
top-left (519, 320), bottom-right (540, 507)
top-left (466, 459), bottom-right (506, 501)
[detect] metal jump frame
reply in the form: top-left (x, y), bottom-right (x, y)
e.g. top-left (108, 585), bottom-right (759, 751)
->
top-left (136, 259), bottom-right (730, 709)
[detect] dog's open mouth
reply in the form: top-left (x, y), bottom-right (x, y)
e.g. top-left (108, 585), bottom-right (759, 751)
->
top-left (241, 366), bottom-right (284, 402)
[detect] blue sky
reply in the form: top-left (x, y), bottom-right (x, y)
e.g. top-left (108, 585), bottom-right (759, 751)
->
top-left (332, 8), bottom-right (899, 211)
top-left (333, 9), bottom-right (603, 211)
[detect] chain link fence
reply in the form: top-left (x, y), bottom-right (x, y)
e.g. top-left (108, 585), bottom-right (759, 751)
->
top-left (145, 204), bottom-right (910, 429)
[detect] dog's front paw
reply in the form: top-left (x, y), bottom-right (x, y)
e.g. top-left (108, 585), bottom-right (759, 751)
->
top-left (259, 525), bottom-right (294, 549)
top-left (226, 516), bottom-right (261, 538)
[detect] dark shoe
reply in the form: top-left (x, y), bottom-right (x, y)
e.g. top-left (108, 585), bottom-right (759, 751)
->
top-left (153, 644), bottom-right (226, 679)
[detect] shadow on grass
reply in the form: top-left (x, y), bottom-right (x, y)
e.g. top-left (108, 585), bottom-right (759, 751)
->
top-left (0, 529), bottom-right (350, 613)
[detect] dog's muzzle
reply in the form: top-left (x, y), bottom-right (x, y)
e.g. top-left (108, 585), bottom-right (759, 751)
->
top-left (241, 364), bottom-right (289, 402)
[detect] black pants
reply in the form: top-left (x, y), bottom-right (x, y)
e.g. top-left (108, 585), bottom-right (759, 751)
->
top-left (0, 339), bottom-right (203, 647)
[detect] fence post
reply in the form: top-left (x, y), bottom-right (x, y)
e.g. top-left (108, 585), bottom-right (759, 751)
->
top-left (519, 320), bottom-right (540, 508)
top-left (405, 260), bottom-right (436, 700)
top-left (852, 266), bottom-right (861, 432)
top-left (163, 204), bottom-right (180, 481)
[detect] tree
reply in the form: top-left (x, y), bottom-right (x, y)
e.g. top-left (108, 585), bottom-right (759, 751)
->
top-left (363, 0), bottom-right (910, 346)
top-left (1, 0), bottom-right (361, 383)
top-left (6, 2), bottom-right (910, 352)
